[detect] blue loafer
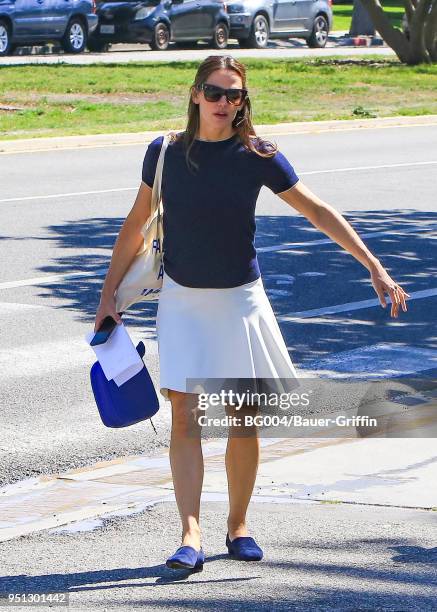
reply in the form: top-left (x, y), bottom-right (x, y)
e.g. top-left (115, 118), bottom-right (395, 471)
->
top-left (166, 545), bottom-right (205, 571)
top-left (226, 533), bottom-right (263, 561)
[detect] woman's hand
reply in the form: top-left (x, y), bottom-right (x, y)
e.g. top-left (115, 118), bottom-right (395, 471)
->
top-left (369, 261), bottom-right (411, 318)
top-left (94, 293), bottom-right (123, 333)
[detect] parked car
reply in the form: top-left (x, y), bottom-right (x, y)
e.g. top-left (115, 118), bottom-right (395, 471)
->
top-left (226, 0), bottom-right (333, 48)
top-left (87, 0), bottom-right (230, 52)
top-left (0, 0), bottom-right (98, 56)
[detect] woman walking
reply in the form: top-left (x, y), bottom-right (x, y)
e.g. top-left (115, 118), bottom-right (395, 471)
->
top-left (94, 55), bottom-right (410, 571)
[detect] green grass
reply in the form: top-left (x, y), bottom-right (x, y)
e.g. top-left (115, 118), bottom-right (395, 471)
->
top-left (1, 57), bottom-right (436, 140)
top-left (333, 0), bottom-right (404, 31)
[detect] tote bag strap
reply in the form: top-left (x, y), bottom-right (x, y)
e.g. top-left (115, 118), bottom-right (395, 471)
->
top-left (150, 130), bottom-right (175, 220)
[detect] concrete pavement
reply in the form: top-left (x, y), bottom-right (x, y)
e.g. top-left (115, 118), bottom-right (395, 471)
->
top-left (2, 381), bottom-right (437, 544)
top-left (2, 115), bottom-right (437, 155)
top-left (0, 31), bottom-right (395, 66)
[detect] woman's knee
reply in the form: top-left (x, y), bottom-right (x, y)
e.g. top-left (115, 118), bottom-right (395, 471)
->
top-left (168, 390), bottom-right (202, 435)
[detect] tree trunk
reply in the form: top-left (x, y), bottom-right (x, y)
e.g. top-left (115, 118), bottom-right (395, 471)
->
top-left (424, 1), bottom-right (437, 60)
top-left (350, 0), bottom-right (376, 36)
top-left (409, 0), bottom-right (433, 61)
top-left (360, 0), bottom-right (436, 64)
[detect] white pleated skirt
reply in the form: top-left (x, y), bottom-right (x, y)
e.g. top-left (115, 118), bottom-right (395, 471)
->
top-left (156, 270), bottom-right (300, 401)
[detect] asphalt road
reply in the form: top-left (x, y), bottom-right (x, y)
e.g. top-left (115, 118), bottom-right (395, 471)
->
top-left (2, 500), bottom-right (437, 610)
top-left (0, 121), bottom-right (436, 487)
top-left (0, 36), bottom-right (394, 66)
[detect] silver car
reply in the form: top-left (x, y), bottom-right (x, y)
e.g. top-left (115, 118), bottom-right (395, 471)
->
top-left (226, 0), bottom-right (333, 48)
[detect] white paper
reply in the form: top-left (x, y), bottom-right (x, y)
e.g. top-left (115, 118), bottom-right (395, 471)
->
top-left (85, 322), bottom-right (144, 386)
top-left (113, 362), bottom-right (144, 386)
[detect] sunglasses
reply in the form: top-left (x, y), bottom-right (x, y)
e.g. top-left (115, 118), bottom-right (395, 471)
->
top-left (198, 83), bottom-right (248, 106)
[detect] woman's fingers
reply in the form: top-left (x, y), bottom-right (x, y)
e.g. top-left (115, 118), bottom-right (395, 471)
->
top-left (387, 285), bottom-right (411, 317)
top-left (392, 287), bottom-right (401, 316)
top-left (394, 286), bottom-right (410, 307)
top-left (392, 293), bottom-right (399, 317)
top-left (371, 263), bottom-right (411, 317)
top-left (389, 291), bottom-right (396, 317)
top-left (93, 306), bottom-right (122, 333)
top-left (398, 287), bottom-right (409, 312)
top-left (114, 311), bottom-right (123, 324)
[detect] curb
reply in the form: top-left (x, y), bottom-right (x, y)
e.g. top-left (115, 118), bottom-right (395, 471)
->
top-left (1, 115), bottom-right (436, 154)
top-left (1, 391), bottom-right (436, 542)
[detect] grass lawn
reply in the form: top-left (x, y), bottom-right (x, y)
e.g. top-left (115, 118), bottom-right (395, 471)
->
top-left (333, 0), bottom-right (404, 31)
top-left (0, 57), bottom-right (436, 140)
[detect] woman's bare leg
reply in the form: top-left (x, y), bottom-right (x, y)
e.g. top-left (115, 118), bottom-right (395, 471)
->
top-left (168, 389), bottom-right (203, 550)
top-left (225, 404), bottom-right (260, 541)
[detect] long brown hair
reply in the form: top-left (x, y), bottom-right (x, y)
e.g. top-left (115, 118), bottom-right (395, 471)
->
top-left (169, 55), bottom-right (278, 174)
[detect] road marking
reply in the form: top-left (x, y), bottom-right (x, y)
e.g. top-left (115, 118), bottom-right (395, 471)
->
top-left (1, 288), bottom-right (435, 380)
top-left (302, 342), bottom-right (437, 377)
top-left (302, 160), bottom-right (437, 175)
top-left (0, 187), bottom-right (135, 203)
top-left (0, 336), bottom-right (103, 380)
top-left (1, 224), bottom-right (436, 291)
top-left (257, 223), bottom-right (437, 253)
top-left (0, 332), bottom-right (158, 380)
top-left (0, 269), bottom-right (109, 289)
top-left (1, 160), bottom-right (436, 203)
top-left (0, 302), bottom-right (45, 310)
top-left (278, 287), bottom-right (437, 321)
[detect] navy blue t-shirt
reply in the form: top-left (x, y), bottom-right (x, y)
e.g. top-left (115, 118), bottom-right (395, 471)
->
top-left (141, 132), bottom-right (299, 288)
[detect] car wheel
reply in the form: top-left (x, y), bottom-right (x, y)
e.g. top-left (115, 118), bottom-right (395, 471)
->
top-left (307, 15), bottom-right (328, 48)
top-left (246, 14), bottom-right (269, 48)
top-left (87, 39), bottom-right (110, 53)
top-left (150, 22), bottom-right (170, 50)
top-left (211, 22), bottom-right (228, 49)
top-left (61, 18), bottom-right (87, 53)
top-left (0, 20), bottom-right (12, 56)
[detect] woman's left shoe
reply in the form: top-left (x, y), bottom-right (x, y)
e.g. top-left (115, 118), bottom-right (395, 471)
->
top-left (166, 545), bottom-right (205, 571)
top-left (226, 533), bottom-right (263, 561)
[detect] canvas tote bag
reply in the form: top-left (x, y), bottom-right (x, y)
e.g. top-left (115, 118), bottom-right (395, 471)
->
top-left (114, 131), bottom-right (174, 313)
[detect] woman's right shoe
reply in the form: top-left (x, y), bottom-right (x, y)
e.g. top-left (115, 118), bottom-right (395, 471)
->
top-left (165, 545), bottom-right (205, 571)
top-left (226, 533), bottom-right (263, 561)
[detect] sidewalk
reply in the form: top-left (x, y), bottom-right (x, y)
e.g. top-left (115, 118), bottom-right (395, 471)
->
top-left (1, 385), bottom-right (437, 544)
top-left (2, 115), bottom-right (437, 155)
top-left (3, 30), bottom-right (383, 59)
top-left (0, 32), bottom-right (397, 66)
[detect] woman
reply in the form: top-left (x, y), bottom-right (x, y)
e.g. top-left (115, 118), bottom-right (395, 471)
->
top-left (94, 55), bottom-right (410, 572)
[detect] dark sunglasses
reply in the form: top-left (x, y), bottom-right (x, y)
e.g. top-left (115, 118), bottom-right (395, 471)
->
top-left (198, 83), bottom-right (248, 106)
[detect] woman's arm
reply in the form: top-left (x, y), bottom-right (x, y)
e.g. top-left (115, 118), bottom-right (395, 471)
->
top-left (100, 181), bottom-right (153, 299)
top-left (94, 182), bottom-right (153, 331)
top-left (277, 181), bottom-right (410, 318)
